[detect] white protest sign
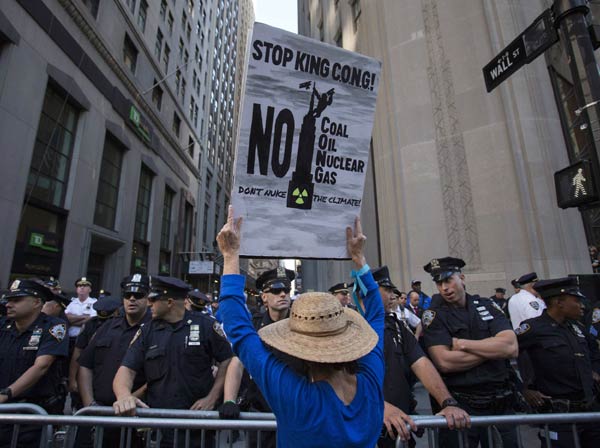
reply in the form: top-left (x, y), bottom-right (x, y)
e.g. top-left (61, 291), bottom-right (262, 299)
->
top-left (232, 23), bottom-right (381, 258)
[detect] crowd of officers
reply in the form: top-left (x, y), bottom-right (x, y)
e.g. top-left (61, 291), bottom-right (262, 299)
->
top-left (0, 255), bottom-right (600, 447)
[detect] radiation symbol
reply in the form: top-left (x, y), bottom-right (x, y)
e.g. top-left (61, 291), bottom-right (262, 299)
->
top-left (292, 188), bottom-right (309, 205)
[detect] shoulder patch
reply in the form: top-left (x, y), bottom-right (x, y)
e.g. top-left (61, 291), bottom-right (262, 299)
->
top-left (515, 323), bottom-right (530, 335)
top-left (49, 323), bottom-right (66, 342)
top-left (592, 308), bottom-right (600, 324)
top-left (213, 321), bottom-right (226, 338)
top-left (422, 310), bottom-right (436, 328)
top-left (529, 301), bottom-right (540, 311)
top-left (129, 328), bottom-right (142, 346)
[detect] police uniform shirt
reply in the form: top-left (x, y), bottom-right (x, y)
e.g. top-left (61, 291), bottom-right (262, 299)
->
top-left (384, 313), bottom-right (425, 412)
top-left (65, 296), bottom-right (97, 337)
top-left (507, 289), bottom-right (545, 330)
top-left (74, 317), bottom-right (103, 350)
top-left (121, 310), bottom-right (233, 409)
top-left (516, 311), bottom-right (600, 401)
top-left (78, 311), bottom-right (152, 405)
top-left (423, 294), bottom-right (512, 392)
top-left (0, 313), bottom-right (68, 400)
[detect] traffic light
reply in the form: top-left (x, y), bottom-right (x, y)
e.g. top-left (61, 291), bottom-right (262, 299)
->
top-left (555, 160), bottom-right (599, 208)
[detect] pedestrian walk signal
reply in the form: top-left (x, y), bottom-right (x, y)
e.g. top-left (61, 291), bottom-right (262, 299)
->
top-left (555, 160), bottom-right (599, 209)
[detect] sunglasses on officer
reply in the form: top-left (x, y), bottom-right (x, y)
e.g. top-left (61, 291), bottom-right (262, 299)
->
top-left (123, 292), bottom-right (147, 301)
top-left (265, 287), bottom-right (291, 295)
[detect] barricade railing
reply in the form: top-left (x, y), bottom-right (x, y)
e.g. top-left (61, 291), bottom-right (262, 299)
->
top-left (64, 406), bottom-right (276, 448)
top-left (2, 406), bottom-right (600, 448)
top-left (0, 403), bottom-right (53, 448)
top-left (396, 412), bottom-right (600, 448)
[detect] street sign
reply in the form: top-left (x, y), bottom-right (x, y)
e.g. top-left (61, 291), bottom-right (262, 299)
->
top-left (189, 260), bottom-right (214, 274)
top-left (483, 9), bottom-right (558, 92)
top-left (555, 160), bottom-right (599, 208)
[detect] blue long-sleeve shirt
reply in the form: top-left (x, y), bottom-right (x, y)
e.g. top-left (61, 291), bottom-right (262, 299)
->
top-left (220, 272), bottom-right (384, 448)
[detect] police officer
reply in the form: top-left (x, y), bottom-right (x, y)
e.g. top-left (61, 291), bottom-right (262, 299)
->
top-left (77, 274), bottom-right (151, 447)
top-left (185, 289), bottom-right (213, 317)
top-left (219, 267), bottom-right (300, 448)
top-left (68, 295), bottom-right (121, 407)
top-left (328, 282), bottom-right (353, 307)
top-left (491, 287), bottom-right (509, 315)
top-left (422, 257), bottom-right (519, 448)
top-left (369, 266), bottom-right (469, 448)
top-left (113, 276), bottom-right (233, 447)
top-left (0, 279), bottom-right (69, 447)
top-left (516, 277), bottom-right (600, 447)
top-left (508, 272), bottom-right (545, 329)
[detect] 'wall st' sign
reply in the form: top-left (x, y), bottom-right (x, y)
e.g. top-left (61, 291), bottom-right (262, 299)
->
top-left (483, 9), bottom-right (558, 92)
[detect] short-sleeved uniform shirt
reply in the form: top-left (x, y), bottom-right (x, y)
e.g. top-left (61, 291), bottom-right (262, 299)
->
top-left (507, 290), bottom-right (545, 329)
top-left (78, 311), bottom-right (152, 404)
top-left (0, 312), bottom-right (69, 400)
top-left (65, 297), bottom-right (97, 337)
top-left (121, 310), bottom-right (233, 409)
top-left (383, 313), bottom-right (425, 412)
top-left (516, 311), bottom-right (600, 401)
top-left (423, 294), bottom-right (512, 392)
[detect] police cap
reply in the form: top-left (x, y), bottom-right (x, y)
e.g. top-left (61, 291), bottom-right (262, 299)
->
top-left (51, 292), bottom-right (71, 309)
top-left (511, 279), bottom-right (520, 288)
top-left (423, 257), bottom-right (466, 282)
top-left (44, 277), bottom-right (60, 288)
top-left (533, 277), bottom-right (586, 302)
top-left (370, 266), bottom-right (397, 289)
top-left (328, 282), bottom-right (351, 294)
top-left (5, 279), bottom-right (57, 302)
top-left (256, 267), bottom-right (295, 292)
top-left (75, 277), bottom-right (92, 287)
top-left (148, 275), bottom-right (191, 299)
top-left (495, 287), bottom-right (506, 294)
top-left (188, 289), bottom-right (209, 308)
top-left (93, 295), bottom-right (122, 318)
top-left (517, 272), bottom-right (538, 285)
top-left (121, 274), bottom-right (150, 295)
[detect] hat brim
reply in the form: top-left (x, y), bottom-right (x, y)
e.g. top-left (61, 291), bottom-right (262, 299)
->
top-left (432, 271), bottom-right (458, 282)
top-left (377, 280), bottom-right (397, 289)
top-left (258, 307), bottom-right (378, 364)
top-left (4, 291), bottom-right (34, 299)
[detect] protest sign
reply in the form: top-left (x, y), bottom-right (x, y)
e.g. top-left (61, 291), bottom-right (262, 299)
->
top-left (232, 23), bottom-right (381, 258)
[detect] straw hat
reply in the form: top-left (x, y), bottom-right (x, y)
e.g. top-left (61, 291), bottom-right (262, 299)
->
top-left (258, 292), bottom-right (378, 363)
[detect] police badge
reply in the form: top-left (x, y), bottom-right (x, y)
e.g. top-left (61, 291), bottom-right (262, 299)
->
top-left (592, 308), bottom-right (600, 324)
top-left (49, 323), bottom-right (66, 342)
top-left (422, 310), bottom-right (436, 328)
top-left (529, 301), bottom-right (540, 311)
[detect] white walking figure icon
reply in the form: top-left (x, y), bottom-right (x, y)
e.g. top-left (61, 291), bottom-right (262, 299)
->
top-left (572, 168), bottom-right (587, 198)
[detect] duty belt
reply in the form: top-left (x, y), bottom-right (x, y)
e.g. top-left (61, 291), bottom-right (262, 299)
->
top-left (540, 398), bottom-right (594, 413)
top-left (452, 389), bottom-right (513, 412)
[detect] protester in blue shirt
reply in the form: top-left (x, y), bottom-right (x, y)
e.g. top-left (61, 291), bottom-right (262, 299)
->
top-left (412, 280), bottom-right (432, 310)
top-left (217, 207), bottom-right (384, 448)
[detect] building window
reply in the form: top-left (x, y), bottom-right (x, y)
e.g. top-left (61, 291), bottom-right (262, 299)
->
top-left (184, 50), bottom-right (189, 65)
top-left (335, 28), bottom-right (343, 47)
top-left (27, 85), bottom-right (79, 208)
top-left (175, 70), bottom-right (181, 95)
top-left (152, 81), bottom-right (163, 110)
top-left (163, 44), bottom-right (170, 72)
top-left (350, 0), bottom-right (361, 31)
top-left (188, 136), bottom-right (195, 158)
top-left (179, 38), bottom-right (184, 60)
top-left (155, 29), bottom-right (163, 59)
top-left (181, 78), bottom-right (186, 101)
top-left (131, 240), bottom-right (149, 273)
top-left (183, 202), bottom-right (194, 252)
top-left (126, 0), bottom-right (137, 14)
top-left (202, 203), bottom-right (209, 245)
top-left (82, 0), bottom-right (100, 18)
top-left (123, 34), bottom-right (138, 73)
top-left (318, 19), bottom-right (324, 41)
top-left (161, 187), bottom-right (174, 249)
top-left (182, 10), bottom-right (188, 29)
top-left (160, 0), bottom-right (167, 20)
top-left (167, 12), bottom-right (174, 35)
top-left (94, 135), bottom-right (124, 229)
top-left (193, 104), bottom-right (199, 127)
top-left (189, 97), bottom-right (195, 121)
top-left (134, 166), bottom-right (153, 241)
top-left (186, 23), bottom-right (192, 41)
top-left (137, 0), bottom-right (148, 31)
top-left (173, 112), bottom-right (181, 136)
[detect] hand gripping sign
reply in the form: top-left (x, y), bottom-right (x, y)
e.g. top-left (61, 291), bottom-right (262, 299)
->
top-left (231, 23), bottom-right (381, 259)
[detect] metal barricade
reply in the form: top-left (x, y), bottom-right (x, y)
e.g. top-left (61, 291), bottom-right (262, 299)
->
top-left (0, 403), bottom-right (53, 448)
top-left (62, 406), bottom-right (276, 448)
top-left (394, 412), bottom-right (600, 448)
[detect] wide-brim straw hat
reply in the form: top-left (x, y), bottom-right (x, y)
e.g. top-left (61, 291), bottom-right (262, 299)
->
top-left (258, 292), bottom-right (378, 363)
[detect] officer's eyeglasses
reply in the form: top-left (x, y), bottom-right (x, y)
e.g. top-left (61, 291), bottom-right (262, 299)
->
top-left (267, 287), bottom-right (291, 295)
top-left (124, 293), bottom-right (147, 301)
